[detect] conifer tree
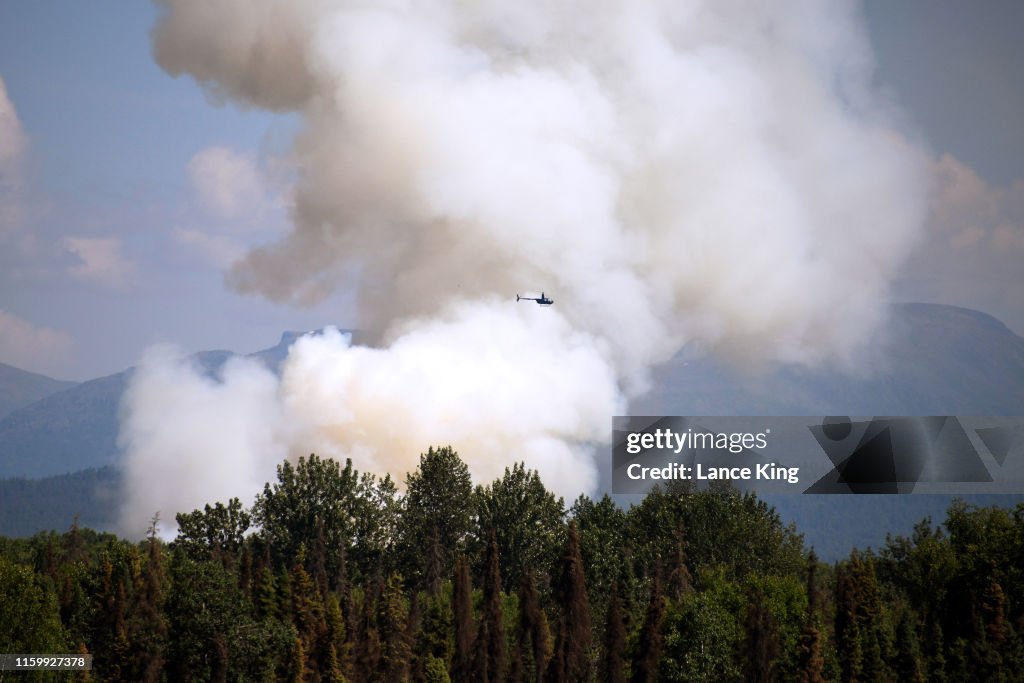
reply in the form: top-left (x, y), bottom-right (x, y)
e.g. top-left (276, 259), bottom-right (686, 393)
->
top-left (239, 542), bottom-right (254, 601)
top-left (425, 655), bottom-right (453, 683)
top-left (971, 574), bottom-right (1012, 681)
top-left (312, 518), bottom-right (330, 599)
top-left (63, 515), bottom-right (88, 565)
top-left (894, 610), bottom-right (926, 683)
top-left (91, 545), bottom-right (133, 679)
top-left (287, 635), bottom-right (306, 683)
top-left (853, 554), bottom-right (887, 681)
top-left (631, 569), bottom-right (666, 683)
top-left (601, 582), bottom-right (627, 683)
top-left (742, 587), bottom-right (779, 683)
top-left (290, 552), bottom-right (327, 667)
top-left (72, 641), bottom-right (93, 683)
top-left (667, 523), bottom-right (693, 600)
top-left (924, 618), bottom-right (948, 683)
top-left (335, 545), bottom-right (356, 649)
top-left (475, 530), bottom-right (507, 683)
top-left (452, 556), bottom-right (475, 683)
top-left (426, 526), bottom-right (445, 597)
top-left (326, 592), bottom-right (351, 679)
top-left (129, 524), bottom-right (167, 682)
top-left (513, 567), bottom-right (551, 683)
top-left (357, 574), bottom-right (383, 683)
top-left (413, 589), bottom-right (453, 682)
top-left (325, 642), bottom-right (348, 683)
top-left (797, 551), bottom-right (825, 683)
top-left (211, 634), bottom-right (229, 683)
top-left (379, 572), bottom-right (413, 682)
top-left (548, 522), bottom-right (592, 683)
top-left (255, 564), bottom-right (279, 621)
top-left (835, 563), bottom-right (864, 683)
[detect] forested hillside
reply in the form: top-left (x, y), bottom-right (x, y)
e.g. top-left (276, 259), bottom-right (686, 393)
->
top-left (0, 467), bottom-right (119, 537)
top-left (0, 362), bottom-right (76, 421)
top-left (1, 448), bottom-right (1022, 682)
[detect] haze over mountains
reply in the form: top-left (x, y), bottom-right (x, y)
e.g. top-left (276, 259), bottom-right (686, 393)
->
top-left (0, 363), bottom-right (77, 421)
top-left (632, 303), bottom-right (1024, 416)
top-left (1, 303), bottom-right (1022, 558)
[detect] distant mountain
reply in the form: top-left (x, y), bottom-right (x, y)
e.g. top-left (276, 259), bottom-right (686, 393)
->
top-left (0, 306), bottom-right (1020, 478)
top-left (0, 466), bottom-right (119, 538)
top-left (0, 371), bottom-right (130, 479)
top-left (0, 330), bottom-right (337, 479)
top-left (623, 303), bottom-right (1024, 560)
top-left (764, 493), bottom-right (1024, 562)
top-left (0, 306), bottom-right (1021, 552)
top-left (632, 303), bottom-right (1024, 416)
top-left (0, 362), bottom-right (77, 421)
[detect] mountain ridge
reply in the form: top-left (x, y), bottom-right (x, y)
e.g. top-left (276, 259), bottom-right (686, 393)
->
top-left (0, 305), bottom-right (1021, 558)
top-left (0, 362), bottom-right (78, 422)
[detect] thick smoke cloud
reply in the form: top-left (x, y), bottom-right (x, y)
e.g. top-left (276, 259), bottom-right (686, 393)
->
top-left (122, 0), bottom-right (929, 531)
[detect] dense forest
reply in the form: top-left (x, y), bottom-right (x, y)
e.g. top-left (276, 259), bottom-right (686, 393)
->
top-left (1, 447), bottom-right (1022, 682)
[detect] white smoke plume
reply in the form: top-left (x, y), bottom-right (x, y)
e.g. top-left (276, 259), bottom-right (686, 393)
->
top-left (121, 0), bottom-right (930, 531)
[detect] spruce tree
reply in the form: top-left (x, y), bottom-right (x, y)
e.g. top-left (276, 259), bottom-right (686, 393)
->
top-left (426, 526), bottom-right (445, 597)
top-left (255, 565), bottom-right (279, 621)
top-left (335, 545), bottom-right (356, 651)
top-left (414, 590), bottom-right (453, 683)
top-left (514, 567), bottom-right (551, 683)
top-left (667, 523), bottom-right (693, 600)
top-left (287, 635), bottom-right (306, 683)
top-left (239, 542), bottom-right (254, 601)
top-left (631, 569), bottom-right (666, 683)
top-left (425, 655), bottom-right (453, 683)
top-left (379, 572), bottom-right (413, 682)
top-left (326, 592), bottom-right (351, 679)
top-left (312, 518), bottom-right (331, 600)
top-left (548, 522), bottom-right (592, 683)
top-left (452, 556), bottom-right (475, 683)
top-left (290, 553), bottom-right (327, 671)
top-left (63, 515), bottom-right (88, 565)
top-left (72, 642), bottom-right (93, 683)
top-left (742, 587), bottom-right (779, 683)
top-left (475, 530), bottom-right (507, 682)
top-left (797, 551), bottom-right (825, 683)
top-left (925, 618), bottom-right (948, 683)
top-left (835, 563), bottom-right (863, 683)
top-left (602, 582), bottom-right (627, 683)
top-left (357, 574), bottom-right (383, 683)
top-left (853, 554), bottom-right (887, 681)
top-left (130, 527), bottom-right (167, 682)
top-left (894, 610), bottom-right (926, 683)
top-left (325, 642), bottom-right (348, 683)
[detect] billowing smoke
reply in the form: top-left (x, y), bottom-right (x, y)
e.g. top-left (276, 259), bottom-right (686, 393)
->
top-left (121, 0), bottom-right (929, 531)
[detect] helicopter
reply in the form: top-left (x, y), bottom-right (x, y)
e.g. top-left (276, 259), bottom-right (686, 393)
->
top-left (516, 292), bottom-right (554, 306)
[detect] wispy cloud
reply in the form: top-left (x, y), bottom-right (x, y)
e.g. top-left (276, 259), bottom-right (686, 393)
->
top-left (62, 236), bottom-right (136, 287)
top-left (172, 227), bottom-right (246, 269)
top-left (0, 309), bottom-right (72, 376)
top-left (188, 146), bottom-right (269, 220)
top-left (901, 153), bottom-right (1024, 331)
top-left (176, 145), bottom-right (289, 269)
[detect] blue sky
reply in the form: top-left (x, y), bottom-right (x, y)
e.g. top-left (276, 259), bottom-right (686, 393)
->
top-left (864, 0), bottom-right (1024, 185)
top-left (0, 2), bottom-right (349, 378)
top-left (0, 1), bottom-right (1022, 380)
